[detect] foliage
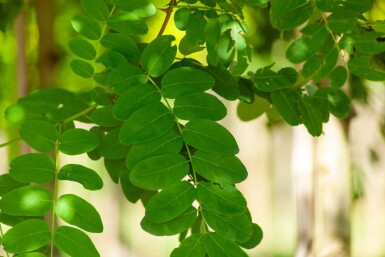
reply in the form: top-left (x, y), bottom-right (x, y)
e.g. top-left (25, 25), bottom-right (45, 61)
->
top-left (0, 0), bottom-right (383, 256)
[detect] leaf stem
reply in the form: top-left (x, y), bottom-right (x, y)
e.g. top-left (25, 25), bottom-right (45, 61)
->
top-left (50, 123), bottom-right (62, 257)
top-left (61, 104), bottom-right (97, 125)
top-left (157, 0), bottom-right (177, 37)
top-left (0, 137), bottom-right (21, 148)
top-left (0, 223), bottom-right (10, 257)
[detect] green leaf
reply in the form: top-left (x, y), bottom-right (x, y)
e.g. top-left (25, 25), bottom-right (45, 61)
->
top-left (182, 119), bottom-right (239, 154)
top-left (372, 20), bottom-right (385, 33)
top-left (315, 88), bottom-right (351, 118)
top-left (97, 50), bottom-right (127, 68)
top-left (90, 86), bottom-right (112, 106)
top-left (81, 0), bottom-right (109, 21)
top-left (68, 38), bottom-right (97, 60)
top-left (107, 13), bottom-right (148, 36)
top-left (2, 219), bottom-right (50, 254)
top-left (351, 32), bottom-right (385, 55)
top-left (59, 128), bottom-right (100, 155)
top-left (71, 14), bottom-right (102, 40)
top-left (179, 36), bottom-right (205, 55)
top-left (253, 65), bottom-right (298, 91)
top-left (15, 252), bottom-right (46, 257)
top-left (0, 213), bottom-right (42, 227)
top-left (58, 164), bottom-right (103, 191)
top-left (348, 56), bottom-right (385, 81)
top-left (237, 96), bottom-right (271, 121)
top-left (55, 194), bottom-right (103, 233)
top-left (114, 0), bottom-right (156, 18)
top-left (271, 89), bottom-right (302, 126)
top-left (90, 106), bottom-right (123, 127)
top-left (19, 120), bottom-right (58, 152)
top-left (141, 207), bottom-right (197, 236)
top-left (315, 0), bottom-right (372, 12)
top-left (100, 33), bottom-right (140, 64)
top-left (204, 232), bottom-right (246, 257)
top-left (298, 96), bottom-right (323, 136)
top-left (206, 65), bottom-right (240, 100)
top-left (130, 154), bottom-right (189, 190)
top-left (119, 103), bottom-right (174, 145)
top-left (120, 169), bottom-right (143, 203)
top-left (301, 54), bottom-right (324, 81)
top-left (174, 92), bottom-right (227, 121)
top-left (327, 11), bottom-right (359, 34)
top-left (140, 35), bottom-right (177, 77)
top-left (174, 8), bottom-right (190, 31)
top-left (98, 128), bottom-right (130, 159)
top-left (125, 130), bottom-right (183, 169)
top-left (185, 10), bottom-right (207, 47)
top-left (54, 226), bottom-right (100, 257)
top-left (70, 59), bottom-right (94, 78)
top-left (145, 181), bottom-right (196, 223)
top-left (270, 0), bottom-right (314, 30)
top-left (161, 67), bottom-right (215, 99)
top-left (203, 209), bottom-right (252, 242)
top-left (9, 153), bottom-right (55, 184)
top-left (330, 66), bottom-right (347, 88)
top-left (104, 159), bottom-right (125, 184)
top-left (106, 63), bottom-right (147, 94)
top-left (171, 234), bottom-right (206, 257)
top-left (205, 18), bottom-right (222, 65)
top-left (112, 83), bottom-right (161, 120)
top-left (0, 186), bottom-right (52, 216)
top-left (239, 223), bottom-right (263, 249)
top-left (197, 182), bottom-right (247, 215)
top-left (192, 151), bottom-right (247, 184)
top-left (0, 174), bottom-right (28, 196)
top-left (245, 0), bottom-right (269, 6)
top-left (314, 41), bottom-right (339, 83)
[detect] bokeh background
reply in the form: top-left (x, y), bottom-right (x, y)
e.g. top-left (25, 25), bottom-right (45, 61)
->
top-left (1, 0), bottom-right (385, 256)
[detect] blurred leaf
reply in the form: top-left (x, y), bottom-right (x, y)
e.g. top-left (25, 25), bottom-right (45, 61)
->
top-left (327, 11), bottom-right (359, 34)
top-left (174, 8), bottom-right (190, 31)
top-left (107, 13), bottom-right (148, 36)
top-left (239, 223), bottom-right (263, 249)
top-left (10, 153), bottom-right (55, 184)
top-left (98, 128), bottom-right (130, 159)
top-left (186, 10), bottom-right (207, 47)
top-left (68, 38), bottom-right (97, 60)
top-left (15, 252), bottom-right (46, 257)
top-left (330, 66), bottom-right (347, 88)
top-left (2, 219), bottom-right (50, 254)
top-left (171, 234), bottom-right (206, 257)
top-left (237, 96), bottom-right (271, 121)
top-left (90, 87), bottom-right (112, 106)
top-left (270, 0), bottom-right (314, 30)
top-left (351, 32), bottom-right (385, 55)
top-left (372, 20), bottom-right (385, 33)
top-left (70, 59), bottom-right (94, 78)
top-left (348, 56), bottom-right (385, 81)
top-left (0, 174), bottom-right (28, 196)
top-left (130, 154), bottom-right (189, 190)
top-left (81, 0), bottom-right (109, 21)
top-left (71, 14), bottom-right (102, 40)
top-left (315, 0), bottom-right (372, 12)
top-left (97, 50), bottom-right (127, 68)
top-left (58, 164), bottom-right (103, 191)
top-left (114, 0), bottom-right (156, 18)
top-left (59, 128), bottom-right (100, 155)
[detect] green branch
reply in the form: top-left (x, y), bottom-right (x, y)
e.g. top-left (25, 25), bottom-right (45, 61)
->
top-left (0, 137), bottom-right (20, 148)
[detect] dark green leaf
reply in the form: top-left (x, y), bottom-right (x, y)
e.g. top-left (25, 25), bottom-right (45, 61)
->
top-left (253, 65), bottom-right (298, 91)
top-left (0, 213), bottom-right (42, 227)
top-left (68, 38), bottom-right (97, 60)
top-left (0, 186), bottom-right (52, 216)
top-left (206, 65), bottom-right (240, 100)
top-left (119, 103), bottom-right (174, 145)
top-left (98, 128), bottom-right (130, 159)
top-left (192, 151), bottom-right (247, 184)
top-left (239, 223), bottom-right (263, 249)
top-left (301, 54), bottom-right (324, 81)
top-left (314, 41), bottom-right (339, 83)
top-left (112, 83), bottom-right (160, 120)
top-left (205, 18), bottom-right (224, 66)
top-left (174, 92), bottom-right (227, 121)
top-left (54, 226), bottom-right (100, 257)
top-left (97, 50), bottom-right (127, 68)
top-left (174, 8), bottom-right (190, 31)
top-left (327, 11), bottom-right (359, 34)
top-left (197, 182), bottom-right (247, 215)
top-left (2, 219), bottom-right (50, 254)
top-left (59, 128), bottom-right (100, 155)
top-left (100, 33), bottom-right (140, 64)
top-left (330, 66), bottom-right (347, 88)
top-left (203, 209), bottom-right (252, 242)
top-left (171, 234), bottom-right (206, 257)
top-left (348, 56), bottom-right (385, 81)
top-left (0, 174), bottom-right (28, 196)
top-left (19, 120), bottom-right (58, 152)
top-left (245, 0), bottom-right (269, 6)
top-left (104, 158), bottom-right (125, 183)
top-left (106, 63), bottom-right (147, 94)
top-left (270, 0), bottom-right (314, 30)
top-left (9, 153), bottom-right (55, 184)
top-left (130, 154), bottom-right (189, 190)
top-left (120, 169), bottom-right (143, 203)
top-left (90, 106), bottom-right (123, 127)
top-left (140, 35), bottom-right (177, 77)
top-left (81, 0), bottom-right (109, 21)
top-left (352, 32), bottom-right (385, 55)
top-left (125, 130), bottom-right (183, 169)
top-left (315, 88), bottom-right (351, 118)
top-left (55, 194), bottom-right (103, 233)
top-left (204, 232), bottom-right (246, 257)
top-left (179, 35), bottom-right (205, 55)
top-left (58, 164), bottom-right (103, 191)
top-left (182, 119), bottom-right (239, 154)
top-left (315, 0), bottom-right (372, 12)
top-left (107, 13), bottom-right (148, 36)
top-left (271, 89), bottom-right (302, 125)
top-left (185, 10), bottom-right (207, 47)
top-left (90, 87), bottom-right (112, 106)
top-left (71, 14), bottom-right (102, 40)
top-left (298, 96), bottom-right (323, 136)
top-left (161, 67), bottom-right (215, 98)
top-left (145, 181), bottom-right (195, 223)
top-left (70, 59), bottom-right (94, 78)
top-left (141, 207), bottom-right (197, 236)
top-left (237, 96), bottom-right (271, 121)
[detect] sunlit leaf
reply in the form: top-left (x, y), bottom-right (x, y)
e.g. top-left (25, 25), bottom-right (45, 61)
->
top-left (71, 14), bottom-right (102, 40)
top-left (16, 252), bottom-right (46, 257)
top-left (59, 128), bottom-right (100, 155)
top-left (58, 164), bottom-right (103, 191)
top-left (114, 0), bottom-right (156, 18)
top-left (107, 13), bottom-right (148, 36)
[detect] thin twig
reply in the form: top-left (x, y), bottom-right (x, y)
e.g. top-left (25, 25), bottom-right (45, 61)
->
top-left (157, 0), bottom-right (177, 37)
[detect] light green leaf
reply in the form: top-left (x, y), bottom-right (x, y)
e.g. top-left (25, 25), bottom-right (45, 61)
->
top-left (192, 151), bottom-right (247, 184)
top-left (351, 32), bottom-right (385, 55)
top-left (348, 56), bottom-right (385, 81)
top-left (106, 63), bottom-right (147, 94)
top-left (161, 67), bottom-right (215, 98)
top-left (54, 226), bottom-right (100, 257)
top-left (140, 35), bottom-right (177, 77)
top-left (174, 8), bottom-right (190, 31)
top-left (203, 209), bottom-right (253, 242)
top-left (145, 181), bottom-right (196, 223)
top-left (107, 13), bottom-right (148, 36)
top-left (16, 252), bottom-right (46, 257)
top-left (182, 119), bottom-right (239, 154)
top-left (19, 120), bottom-right (58, 152)
top-left (270, 0), bottom-right (314, 30)
top-left (90, 106), bottom-right (123, 127)
top-left (253, 65), bottom-right (298, 91)
top-left (59, 128), bottom-right (100, 155)
top-left (9, 153), bottom-right (55, 184)
top-left (98, 128), bottom-right (130, 159)
top-left (119, 103), bottom-right (174, 145)
top-left (239, 223), bottom-right (263, 249)
top-left (58, 164), bottom-right (103, 191)
top-left (68, 38), bottom-right (97, 60)
top-left (0, 174), bottom-right (28, 196)
top-left (100, 33), bottom-right (140, 64)
top-left (271, 89), bottom-right (302, 126)
top-left (171, 234), bottom-right (206, 257)
top-left (112, 83), bottom-right (160, 120)
top-left (71, 14), bottom-right (102, 40)
top-left (174, 92), bottom-right (227, 121)
top-left (141, 207), bottom-right (197, 236)
top-left (206, 65), bottom-right (240, 100)
top-left (330, 66), bottom-right (347, 88)
top-left (130, 154), bottom-right (189, 190)
top-left (81, 0), bottom-right (109, 21)
top-left (204, 232), bottom-right (246, 257)
top-left (327, 10), bottom-right (359, 34)
top-left (55, 194), bottom-right (103, 233)
top-left (0, 186), bottom-right (52, 216)
top-left (125, 130), bottom-right (183, 169)
top-left (197, 182), bottom-right (247, 215)
top-left (237, 95), bottom-right (271, 121)
top-left (298, 96), bottom-right (323, 136)
top-left (372, 20), bottom-right (385, 33)
top-left (2, 219), bottom-right (50, 254)
top-left (70, 59), bottom-right (94, 78)
top-left (114, 0), bottom-right (156, 18)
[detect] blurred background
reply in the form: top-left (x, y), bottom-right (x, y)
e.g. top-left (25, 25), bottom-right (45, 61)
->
top-left (1, 0), bottom-right (385, 256)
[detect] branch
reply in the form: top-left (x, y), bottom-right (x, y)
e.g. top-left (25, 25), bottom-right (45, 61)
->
top-left (157, 0), bottom-right (177, 37)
